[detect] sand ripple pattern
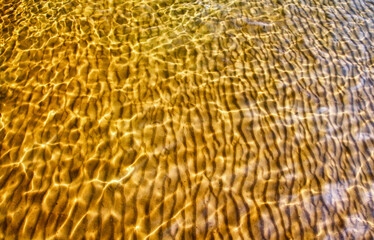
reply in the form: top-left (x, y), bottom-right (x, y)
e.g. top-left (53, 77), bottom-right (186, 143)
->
top-left (1, 0), bottom-right (374, 239)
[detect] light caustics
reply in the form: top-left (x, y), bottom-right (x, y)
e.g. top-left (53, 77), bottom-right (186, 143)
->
top-left (0, 0), bottom-right (374, 239)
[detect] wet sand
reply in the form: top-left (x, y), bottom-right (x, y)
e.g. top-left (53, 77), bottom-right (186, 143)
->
top-left (0, 0), bottom-right (374, 239)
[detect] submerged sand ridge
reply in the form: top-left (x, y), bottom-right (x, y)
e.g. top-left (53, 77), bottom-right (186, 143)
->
top-left (0, 0), bottom-right (374, 239)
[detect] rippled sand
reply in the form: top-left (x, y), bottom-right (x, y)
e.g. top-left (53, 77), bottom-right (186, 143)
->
top-left (1, 0), bottom-right (374, 239)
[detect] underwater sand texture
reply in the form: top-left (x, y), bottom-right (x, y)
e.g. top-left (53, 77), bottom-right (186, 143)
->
top-left (1, 0), bottom-right (374, 239)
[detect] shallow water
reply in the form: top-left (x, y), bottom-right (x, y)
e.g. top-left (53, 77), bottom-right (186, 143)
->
top-left (0, 0), bottom-right (374, 239)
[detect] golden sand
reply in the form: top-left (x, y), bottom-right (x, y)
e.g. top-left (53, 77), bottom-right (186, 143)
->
top-left (0, 0), bottom-right (374, 239)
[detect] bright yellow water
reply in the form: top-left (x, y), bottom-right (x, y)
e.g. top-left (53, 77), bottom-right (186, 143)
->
top-left (0, 0), bottom-right (374, 239)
